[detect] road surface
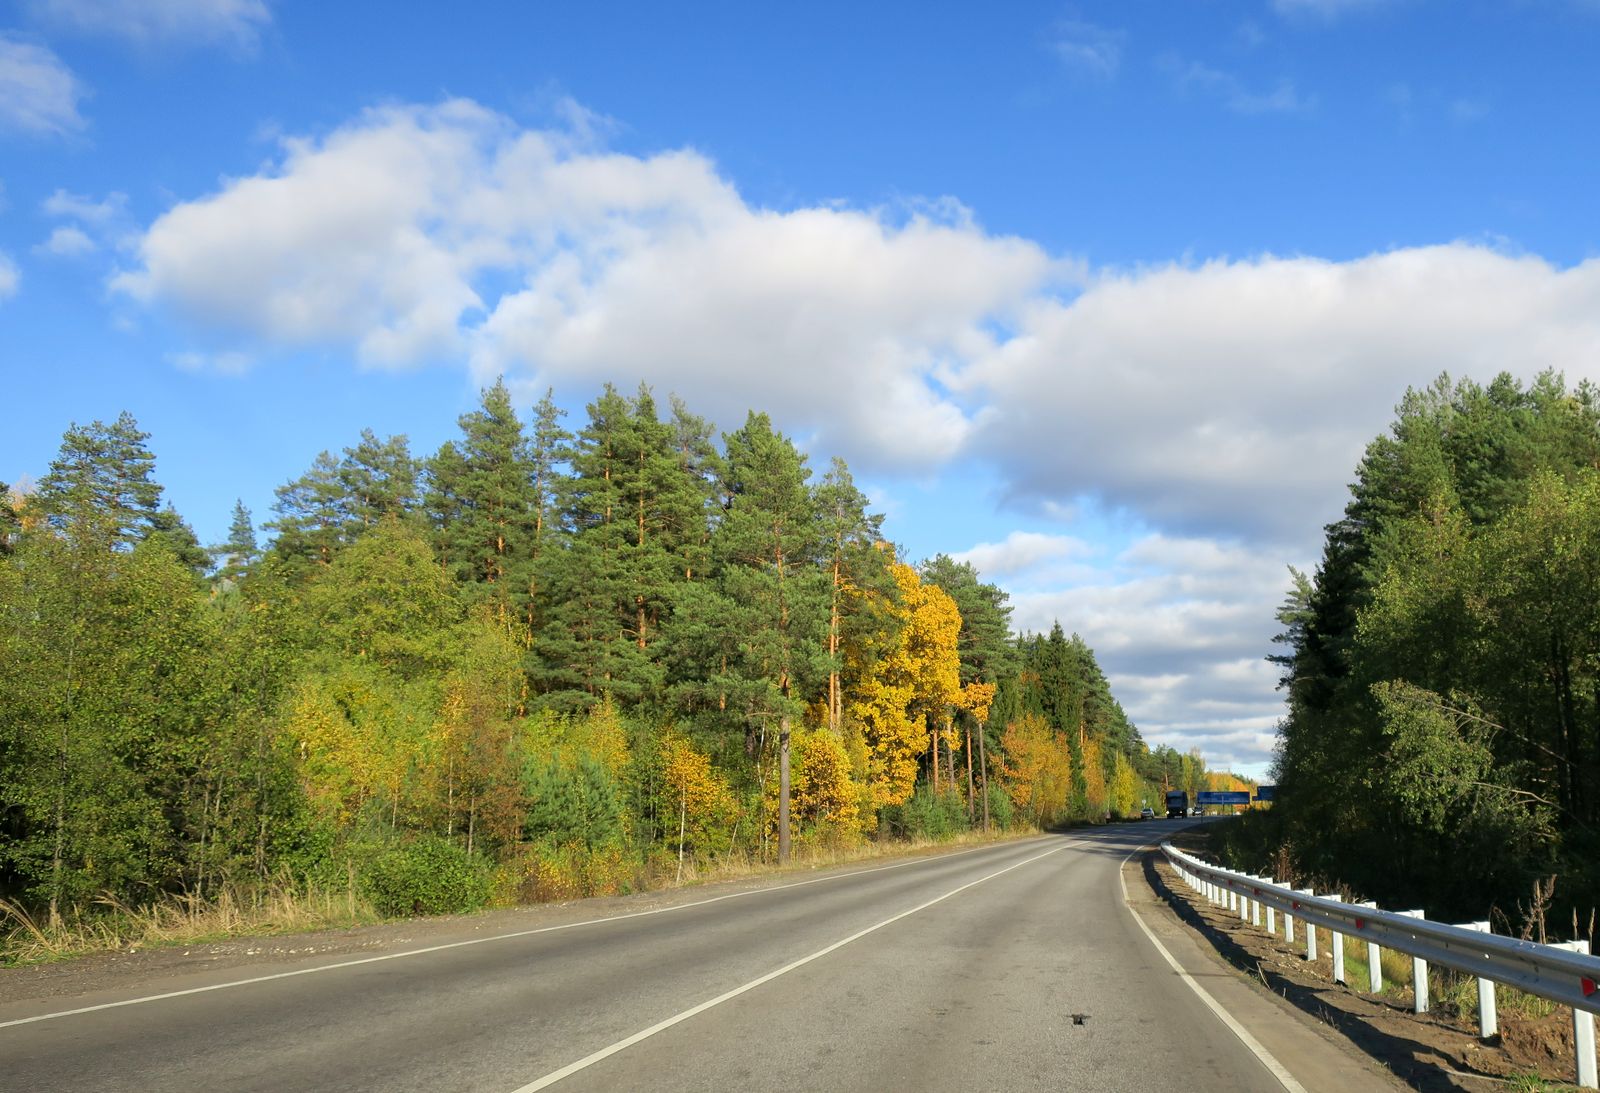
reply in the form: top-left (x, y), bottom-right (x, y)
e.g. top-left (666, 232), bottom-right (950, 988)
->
top-left (0, 824), bottom-right (1392, 1091)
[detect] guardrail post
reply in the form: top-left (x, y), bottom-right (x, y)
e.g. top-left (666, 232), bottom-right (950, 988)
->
top-left (1239, 882), bottom-right (1249, 922)
top-left (1551, 940), bottom-right (1597, 1089)
top-left (1298, 889), bottom-right (1317, 962)
top-left (1328, 894), bottom-right (1345, 984)
top-left (1359, 900), bottom-right (1381, 993)
top-left (1285, 898), bottom-right (1296, 944)
top-left (1264, 879), bottom-right (1276, 934)
top-left (1458, 922), bottom-right (1497, 1040)
top-left (1249, 877), bottom-right (1262, 928)
top-left (1399, 910), bottom-right (1428, 1013)
top-left (1228, 883), bottom-right (1238, 913)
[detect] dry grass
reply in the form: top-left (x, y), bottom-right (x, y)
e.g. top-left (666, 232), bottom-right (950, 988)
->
top-left (0, 883), bottom-right (380, 967)
top-left (659, 826), bottom-right (1038, 889)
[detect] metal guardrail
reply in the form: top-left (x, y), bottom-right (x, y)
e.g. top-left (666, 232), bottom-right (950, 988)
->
top-left (1160, 842), bottom-right (1600, 1089)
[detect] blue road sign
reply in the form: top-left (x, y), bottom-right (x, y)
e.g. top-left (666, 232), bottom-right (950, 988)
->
top-left (1196, 791), bottom-right (1251, 806)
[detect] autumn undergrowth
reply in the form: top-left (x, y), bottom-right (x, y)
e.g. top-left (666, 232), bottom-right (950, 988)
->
top-left (661, 825), bottom-right (1039, 889)
top-left (0, 882), bottom-right (381, 967)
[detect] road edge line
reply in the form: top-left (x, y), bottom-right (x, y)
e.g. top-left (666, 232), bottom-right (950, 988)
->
top-left (1119, 845), bottom-right (1308, 1093)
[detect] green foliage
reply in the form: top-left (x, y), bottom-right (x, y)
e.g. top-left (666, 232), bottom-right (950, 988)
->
top-left (1271, 371), bottom-right (1600, 921)
top-left (361, 836), bottom-right (491, 917)
top-left (3, 385), bottom-right (1159, 933)
top-left (523, 756), bottom-right (625, 854)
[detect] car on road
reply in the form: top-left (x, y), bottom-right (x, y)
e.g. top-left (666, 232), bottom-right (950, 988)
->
top-left (1190, 806), bottom-right (1206, 817)
top-left (1140, 807), bottom-right (1156, 820)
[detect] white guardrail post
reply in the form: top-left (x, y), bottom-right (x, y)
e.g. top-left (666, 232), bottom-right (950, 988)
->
top-left (1552, 940), bottom-right (1597, 1089)
top-left (1460, 921), bottom-right (1497, 1040)
top-left (1328, 894), bottom-right (1345, 984)
top-left (1398, 910), bottom-right (1429, 1013)
top-left (1158, 843), bottom-right (1600, 1089)
top-left (1297, 890), bottom-right (1318, 962)
top-left (1358, 900), bottom-right (1381, 993)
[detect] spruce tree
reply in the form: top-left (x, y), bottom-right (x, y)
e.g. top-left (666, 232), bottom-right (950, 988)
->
top-left (212, 500), bottom-right (258, 583)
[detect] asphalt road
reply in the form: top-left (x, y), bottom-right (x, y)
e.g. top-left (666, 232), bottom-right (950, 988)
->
top-left (0, 824), bottom-right (1342, 1092)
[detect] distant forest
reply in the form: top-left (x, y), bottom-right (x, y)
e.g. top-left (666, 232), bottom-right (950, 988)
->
top-left (1241, 371), bottom-right (1600, 932)
top-left (0, 380), bottom-right (1238, 924)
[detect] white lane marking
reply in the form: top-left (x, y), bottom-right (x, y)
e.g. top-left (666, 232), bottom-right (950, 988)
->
top-left (0, 836), bottom-right (1048, 1031)
top-left (1118, 846), bottom-right (1309, 1093)
top-left (508, 840), bottom-right (1076, 1092)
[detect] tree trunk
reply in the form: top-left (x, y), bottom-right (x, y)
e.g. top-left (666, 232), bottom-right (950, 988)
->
top-left (778, 715), bottom-right (792, 864)
top-left (978, 724), bottom-right (990, 832)
top-left (965, 723), bottom-right (975, 822)
top-left (931, 718), bottom-right (939, 795)
top-left (676, 790), bottom-right (688, 884)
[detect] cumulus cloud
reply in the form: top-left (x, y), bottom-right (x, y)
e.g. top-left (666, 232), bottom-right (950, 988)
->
top-left (0, 34), bottom-right (85, 136)
top-left (28, 0), bottom-right (271, 48)
top-left (35, 224), bottom-right (95, 257)
top-left (952, 531), bottom-right (1090, 577)
top-left (964, 246), bottom-right (1600, 547)
top-left (43, 187), bottom-right (125, 223)
top-left (996, 532), bottom-right (1304, 773)
top-left (116, 99), bottom-right (1057, 468)
top-left (0, 251), bottom-right (18, 298)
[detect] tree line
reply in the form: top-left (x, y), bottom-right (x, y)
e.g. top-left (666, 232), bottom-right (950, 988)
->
top-left (1, 381), bottom-right (1223, 924)
top-left (1252, 371), bottom-right (1600, 929)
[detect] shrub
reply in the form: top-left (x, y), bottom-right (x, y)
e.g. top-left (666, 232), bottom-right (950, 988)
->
top-left (360, 836), bottom-right (491, 917)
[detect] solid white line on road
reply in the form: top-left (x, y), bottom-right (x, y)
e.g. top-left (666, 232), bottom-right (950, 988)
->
top-left (0, 836), bottom-right (1046, 1032)
top-left (1119, 846), bottom-right (1308, 1093)
top-left (508, 840), bottom-right (1077, 1092)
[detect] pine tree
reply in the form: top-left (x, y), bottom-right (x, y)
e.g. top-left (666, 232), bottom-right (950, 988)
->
top-left (145, 504), bottom-right (210, 576)
top-left (707, 413), bottom-right (828, 862)
top-left (35, 411), bottom-right (163, 548)
top-left (424, 379), bottom-right (539, 604)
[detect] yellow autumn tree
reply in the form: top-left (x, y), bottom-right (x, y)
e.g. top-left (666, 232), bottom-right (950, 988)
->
top-left (998, 713), bottom-right (1070, 825)
top-left (661, 730), bottom-right (736, 867)
top-left (1081, 734), bottom-right (1108, 819)
top-left (1109, 751), bottom-right (1139, 818)
top-left (843, 560), bottom-right (963, 810)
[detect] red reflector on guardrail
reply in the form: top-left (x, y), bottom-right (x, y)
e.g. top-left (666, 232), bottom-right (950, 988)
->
top-left (1584, 977), bottom-right (1597, 997)
top-left (1355, 918), bottom-right (1366, 929)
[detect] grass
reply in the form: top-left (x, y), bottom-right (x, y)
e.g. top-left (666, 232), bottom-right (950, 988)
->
top-left (0, 882), bottom-right (381, 967)
top-left (2, 825), bottom-right (1039, 967)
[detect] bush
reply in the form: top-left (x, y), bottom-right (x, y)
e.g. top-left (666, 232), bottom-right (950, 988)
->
top-left (360, 836), bottom-right (491, 918)
top-left (884, 787), bottom-right (971, 841)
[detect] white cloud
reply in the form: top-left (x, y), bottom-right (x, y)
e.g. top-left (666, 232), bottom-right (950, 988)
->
top-left (0, 34), bottom-right (85, 137)
top-left (952, 530), bottom-right (1090, 577)
top-left (1160, 56), bottom-right (1312, 115)
top-left (116, 99), bottom-right (1058, 469)
top-left (993, 532), bottom-right (1304, 772)
top-left (35, 224), bottom-right (95, 256)
top-left (964, 246), bottom-right (1600, 546)
top-left (28, 0), bottom-right (271, 48)
top-left (1050, 19), bottom-right (1122, 79)
top-left (43, 187), bottom-right (125, 223)
top-left (0, 251), bottom-right (18, 298)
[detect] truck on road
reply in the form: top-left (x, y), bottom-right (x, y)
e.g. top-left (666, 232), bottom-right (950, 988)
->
top-left (1165, 790), bottom-right (1188, 819)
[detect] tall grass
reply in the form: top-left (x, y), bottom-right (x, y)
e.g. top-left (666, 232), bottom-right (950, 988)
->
top-left (1, 882), bottom-right (380, 966)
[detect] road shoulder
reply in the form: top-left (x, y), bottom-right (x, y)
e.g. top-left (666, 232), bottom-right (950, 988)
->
top-left (1122, 845), bottom-right (1413, 1093)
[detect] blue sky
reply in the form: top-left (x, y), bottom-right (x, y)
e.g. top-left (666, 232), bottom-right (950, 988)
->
top-left (4, 0), bottom-right (1599, 776)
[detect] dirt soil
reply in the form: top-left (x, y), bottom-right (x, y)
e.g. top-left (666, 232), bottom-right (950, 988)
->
top-left (1143, 830), bottom-right (1587, 1091)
